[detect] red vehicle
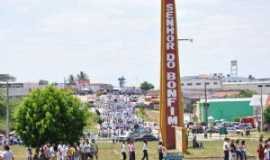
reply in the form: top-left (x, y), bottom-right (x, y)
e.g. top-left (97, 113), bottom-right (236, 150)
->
top-left (240, 116), bottom-right (257, 128)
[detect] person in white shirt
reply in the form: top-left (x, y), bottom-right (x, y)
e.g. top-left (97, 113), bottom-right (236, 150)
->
top-left (223, 138), bottom-right (230, 160)
top-left (0, 145), bottom-right (14, 160)
top-left (141, 140), bottom-right (148, 160)
top-left (85, 140), bottom-right (92, 159)
top-left (264, 142), bottom-right (270, 160)
top-left (121, 141), bottom-right (127, 160)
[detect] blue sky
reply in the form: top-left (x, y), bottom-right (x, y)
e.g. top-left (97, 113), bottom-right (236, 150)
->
top-left (1, 0), bottom-right (270, 87)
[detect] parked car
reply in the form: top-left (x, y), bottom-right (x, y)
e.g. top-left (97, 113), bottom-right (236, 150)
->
top-left (134, 134), bottom-right (158, 141)
top-left (116, 132), bottom-right (130, 142)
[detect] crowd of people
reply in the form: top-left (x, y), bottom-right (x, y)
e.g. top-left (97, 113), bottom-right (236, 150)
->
top-left (23, 139), bottom-right (99, 160)
top-left (96, 95), bottom-right (145, 138)
top-left (223, 138), bottom-right (247, 160)
top-left (120, 140), bottom-right (166, 160)
top-left (256, 137), bottom-right (270, 160)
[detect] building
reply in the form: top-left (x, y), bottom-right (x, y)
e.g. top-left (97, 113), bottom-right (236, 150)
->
top-left (89, 83), bottom-right (113, 93)
top-left (0, 82), bottom-right (45, 98)
top-left (223, 81), bottom-right (270, 94)
top-left (197, 98), bottom-right (253, 122)
top-left (181, 74), bottom-right (270, 94)
top-left (181, 75), bottom-right (222, 90)
top-left (120, 87), bottom-right (142, 95)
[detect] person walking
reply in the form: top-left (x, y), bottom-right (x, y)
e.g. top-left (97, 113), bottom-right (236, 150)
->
top-left (158, 142), bottom-right (165, 160)
top-left (223, 138), bottom-right (230, 160)
top-left (0, 145), bottom-right (14, 160)
top-left (27, 147), bottom-right (33, 160)
top-left (90, 139), bottom-right (98, 160)
top-left (229, 140), bottom-right (237, 160)
top-left (85, 140), bottom-right (92, 160)
top-left (257, 143), bottom-right (264, 160)
top-left (121, 142), bottom-right (127, 160)
top-left (264, 141), bottom-right (270, 160)
top-left (240, 140), bottom-right (247, 160)
top-left (74, 143), bottom-right (80, 160)
top-left (67, 145), bottom-right (75, 160)
top-left (141, 140), bottom-right (148, 160)
top-left (128, 140), bottom-right (135, 160)
top-left (235, 140), bottom-right (242, 160)
top-left (80, 141), bottom-right (86, 160)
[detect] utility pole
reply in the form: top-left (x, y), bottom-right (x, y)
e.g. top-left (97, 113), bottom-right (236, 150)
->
top-left (258, 85), bottom-right (263, 132)
top-left (6, 81), bottom-right (9, 143)
top-left (204, 82), bottom-right (209, 126)
top-left (0, 74), bottom-right (15, 144)
top-left (261, 86), bottom-right (263, 132)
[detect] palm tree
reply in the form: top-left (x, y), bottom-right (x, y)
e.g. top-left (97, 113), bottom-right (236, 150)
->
top-left (68, 74), bottom-right (76, 84)
top-left (77, 71), bottom-right (89, 81)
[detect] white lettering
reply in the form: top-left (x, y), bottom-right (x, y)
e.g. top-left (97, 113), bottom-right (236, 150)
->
top-left (167, 89), bottom-right (177, 98)
top-left (167, 81), bottom-right (176, 89)
top-left (168, 116), bottom-right (178, 125)
top-left (170, 107), bottom-right (175, 115)
top-left (167, 35), bottom-right (174, 42)
top-left (167, 72), bottom-right (176, 80)
top-left (166, 42), bottom-right (175, 50)
top-left (167, 97), bottom-right (176, 106)
top-left (167, 61), bottom-right (175, 69)
top-left (167, 53), bottom-right (175, 61)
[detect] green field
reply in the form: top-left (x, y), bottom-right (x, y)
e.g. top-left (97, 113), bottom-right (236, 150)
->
top-left (7, 139), bottom-right (260, 160)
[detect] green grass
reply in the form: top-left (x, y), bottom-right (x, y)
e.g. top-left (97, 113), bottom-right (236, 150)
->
top-left (185, 140), bottom-right (258, 158)
top-left (8, 139), bottom-right (260, 160)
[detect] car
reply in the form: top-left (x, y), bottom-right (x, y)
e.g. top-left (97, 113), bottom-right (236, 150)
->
top-left (116, 132), bottom-right (130, 142)
top-left (134, 134), bottom-right (158, 141)
top-left (207, 127), bottom-right (219, 133)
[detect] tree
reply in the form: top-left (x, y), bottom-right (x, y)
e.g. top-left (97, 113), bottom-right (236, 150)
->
top-left (68, 74), bottom-right (76, 84)
top-left (15, 85), bottom-right (88, 148)
top-left (0, 95), bottom-right (4, 117)
top-left (77, 71), bottom-right (89, 81)
top-left (238, 90), bottom-right (256, 98)
top-left (38, 80), bottom-right (49, 85)
top-left (264, 107), bottom-right (270, 124)
top-left (140, 81), bottom-right (154, 93)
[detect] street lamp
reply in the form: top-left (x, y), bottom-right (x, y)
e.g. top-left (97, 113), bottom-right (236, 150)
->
top-left (0, 74), bottom-right (16, 142)
top-left (178, 38), bottom-right (193, 43)
top-left (257, 84), bottom-right (270, 132)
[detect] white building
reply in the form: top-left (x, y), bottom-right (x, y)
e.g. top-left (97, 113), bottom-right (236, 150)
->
top-left (0, 82), bottom-right (45, 98)
top-left (89, 83), bottom-right (113, 93)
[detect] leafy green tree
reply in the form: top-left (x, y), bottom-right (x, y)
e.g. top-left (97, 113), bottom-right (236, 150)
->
top-left (140, 81), bottom-right (154, 93)
top-left (238, 90), bottom-right (256, 98)
top-left (0, 95), bottom-right (5, 117)
top-left (15, 85), bottom-right (88, 148)
top-left (77, 71), bottom-right (89, 81)
top-left (264, 107), bottom-right (270, 124)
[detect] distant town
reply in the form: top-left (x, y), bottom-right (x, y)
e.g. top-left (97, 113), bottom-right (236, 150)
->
top-left (1, 60), bottom-right (269, 126)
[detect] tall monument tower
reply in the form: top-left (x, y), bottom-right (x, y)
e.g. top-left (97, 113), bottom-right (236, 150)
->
top-left (160, 0), bottom-right (185, 149)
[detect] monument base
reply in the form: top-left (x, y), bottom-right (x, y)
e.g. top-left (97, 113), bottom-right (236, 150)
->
top-left (175, 127), bottom-right (188, 153)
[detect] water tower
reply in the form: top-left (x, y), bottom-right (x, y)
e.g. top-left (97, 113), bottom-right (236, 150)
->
top-left (230, 60), bottom-right (238, 77)
top-left (118, 76), bottom-right (126, 88)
